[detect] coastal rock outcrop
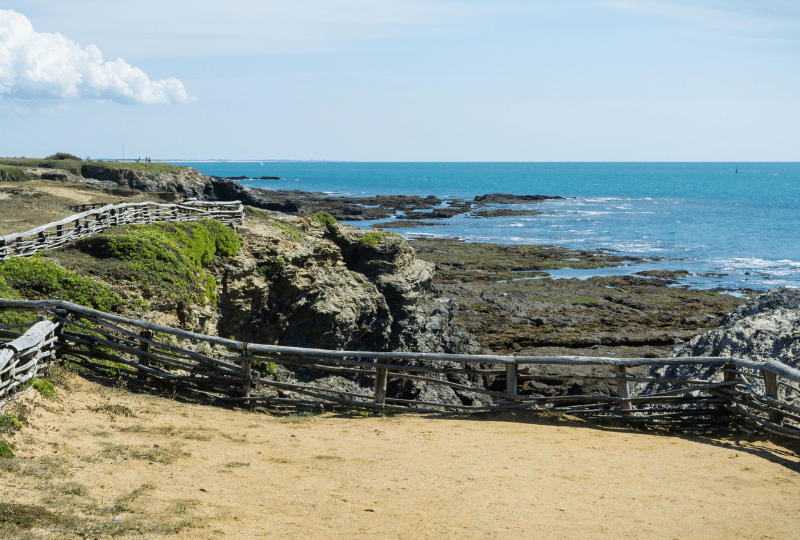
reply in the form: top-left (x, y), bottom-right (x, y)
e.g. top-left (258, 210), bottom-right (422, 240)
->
top-left (638, 287), bottom-right (800, 394)
top-left (676, 287), bottom-right (800, 365)
top-left (221, 219), bottom-right (481, 403)
top-left (473, 194), bottom-right (564, 204)
top-left (211, 215), bottom-right (487, 406)
top-left (80, 164), bottom-right (211, 199)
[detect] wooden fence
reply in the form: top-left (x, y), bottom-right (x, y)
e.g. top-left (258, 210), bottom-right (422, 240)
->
top-left (0, 316), bottom-right (61, 411)
top-left (0, 200), bottom-right (244, 260)
top-left (1, 298), bottom-right (799, 439)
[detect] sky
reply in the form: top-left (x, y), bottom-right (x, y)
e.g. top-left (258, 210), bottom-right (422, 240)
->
top-left (0, 1), bottom-right (798, 161)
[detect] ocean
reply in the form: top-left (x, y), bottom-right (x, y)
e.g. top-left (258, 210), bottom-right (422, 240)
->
top-left (173, 162), bottom-right (800, 293)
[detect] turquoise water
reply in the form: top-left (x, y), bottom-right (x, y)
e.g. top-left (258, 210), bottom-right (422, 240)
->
top-left (174, 162), bottom-right (800, 292)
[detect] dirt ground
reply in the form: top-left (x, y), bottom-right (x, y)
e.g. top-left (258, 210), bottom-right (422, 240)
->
top-left (2, 372), bottom-right (799, 540)
top-left (0, 181), bottom-right (175, 237)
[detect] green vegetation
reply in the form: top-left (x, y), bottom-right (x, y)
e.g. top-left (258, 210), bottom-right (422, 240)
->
top-left (70, 219), bottom-right (241, 308)
top-left (98, 442), bottom-right (190, 464)
top-left (1, 413), bottom-right (24, 433)
top-left (0, 256), bottom-right (122, 312)
top-left (0, 156), bottom-right (189, 177)
top-left (25, 377), bottom-right (56, 399)
top-left (259, 257), bottom-right (285, 281)
top-left (0, 441), bottom-right (14, 459)
top-left (0, 166), bottom-right (29, 182)
top-left (252, 359), bottom-right (276, 376)
top-left (360, 231), bottom-right (400, 245)
top-left (310, 211), bottom-right (337, 230)
top-left (45, 153), bottom-right (81, 161)
top-left (272, 220), bottom-right (303, 242)
top-left (244, 205), bottom-right (271, 220)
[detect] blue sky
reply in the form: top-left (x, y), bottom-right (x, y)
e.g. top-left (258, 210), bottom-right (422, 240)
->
top-left (1, 1), bottom-right (798, 161)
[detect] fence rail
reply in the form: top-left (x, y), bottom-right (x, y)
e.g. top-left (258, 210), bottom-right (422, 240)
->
top-left (1, 298), bottom-right (799, 439)
top-left (0, 200), bottom-right (244, 260)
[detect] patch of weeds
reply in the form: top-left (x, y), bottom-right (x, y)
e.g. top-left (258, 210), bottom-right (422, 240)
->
top-left (349, 408), bottom-right (374, 417)
top-left (99, 442), bottom-right (190, 464)
top-left (113, 483), bottom-right (155, 512)
top-left (10, 456), bottom-right (70, 479)
top-left (259, 256), bottom-right (285, 280)
top-left (244, 205), bottom-right (272, 220)
top-left (360, 231), bottom-right (399, 245)
top-left (61, 482), bottom-right (88, 496)
top-left (0, 255), bottom-right (122, 312)
top-left (271, 220), bottom-right (303, 242)
top-left (225, 461), bottom-right (250, 468)
top-left (566, 296), bottom-right (597, 304)
top-left (91, 403), bottom-right (136, 418)
top-left (0, 502), bottom-right (75, 531)
top-left (25, 377), bottom-right (56, 398)
top-left (0, 413), bottom-right (24, 433)
top-left (252, 359), bottom-right (276, 376)
top-left (67, 219), bottom-right (240, 308)
top-left (120, 424), bottom-right (212, 441)
top-left (314, 455), bottom-right (343, 461)
top-left (181, 429), bottom-right (212, 441)
top-left (0, 166), bottom-right (30, 182)
top-left (275, 412), bottom-right (317, 423)
top-left (0, 440), bottom-right (14, 458)
top-left (310, 211), bottom-right (337, 230)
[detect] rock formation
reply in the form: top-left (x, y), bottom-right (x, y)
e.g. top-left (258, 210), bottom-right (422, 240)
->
top-left (676, 287), bottom-right (800, 365)
top-left (638, 287), bottom-right (800, 394)
top-left (210, 214), bottom-right (488, 406)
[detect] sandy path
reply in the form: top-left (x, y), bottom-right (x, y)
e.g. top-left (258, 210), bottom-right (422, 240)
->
top-left (3, 374), bottom-right (800, 539)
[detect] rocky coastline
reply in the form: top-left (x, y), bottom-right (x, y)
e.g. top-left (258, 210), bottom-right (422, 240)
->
top-left (3, 160), bottom-right (787, 405)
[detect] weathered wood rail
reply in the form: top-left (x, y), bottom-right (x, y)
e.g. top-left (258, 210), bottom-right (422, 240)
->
top-left (1, 298), bottom-right (799, 439)
top-left (0, 315), bottom-right (60, 411)
top-left (0, 199), bottom-right (244, 260)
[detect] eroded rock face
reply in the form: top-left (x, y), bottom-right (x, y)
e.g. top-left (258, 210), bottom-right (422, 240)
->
top-left (676, 287), bottom-right (800, 366)
top-left (80, 165), bottom-right (211, 199)
top-left (639, 288), bottom-right (800, 394)
top-left (214, 217), bottom-right (481, 356)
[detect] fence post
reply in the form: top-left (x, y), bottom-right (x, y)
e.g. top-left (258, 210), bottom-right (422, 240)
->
top-left (137, 330), bottom-right (153, 382)
top-left (763, 368), bottom-right (782, 425)
top-left (240, 343), bottom-right (251, 398)
top-left (615, 365), bottom-right (632, 413)
top-left (506, 361), bottom-right (517, 396)
top-left (374, 359), bottom-right (390, 406)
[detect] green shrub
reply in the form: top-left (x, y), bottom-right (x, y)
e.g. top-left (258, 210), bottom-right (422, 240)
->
top-left (0, 167), bottom-right (29, 182)
top-left (45, 153), bottom-right (81, 160)
top-left (0, 441), bottom-right (14, 459)
top-left (27, 378), bottom-right (56, 399)
top-left (0, 414), bottom-right (24, 433)
top-left (360, 231), bottom-right (399, 245)
top-left (259, 257), bottom-right (285, 281)
top-left (72, 219), bottom-right (240, 307)
top-left (0, 256), bottom-right (121, 312)
top-left (310, 212), bottom-right (337, 230)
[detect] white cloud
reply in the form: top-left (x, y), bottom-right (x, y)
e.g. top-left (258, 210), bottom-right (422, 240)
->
top-left (0, 9), bottom-right (194, 104)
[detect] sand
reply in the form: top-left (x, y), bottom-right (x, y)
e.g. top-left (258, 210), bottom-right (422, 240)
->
top-left (2, 372), bottom-right (799, 539)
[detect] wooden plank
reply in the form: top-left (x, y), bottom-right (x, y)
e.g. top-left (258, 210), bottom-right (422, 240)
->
top-left (506, 363), bottom-right (517, 396)
top-left (615, 365), bottom-right (632, 412)
top-left (240, 344), bottom-right (251, 398)
top-left (761, 371), bottom-right (782, 425)
top-left (515, 355), bottom-right (734, 367)
top-left (5, 320), bottom-right (57, 353)
top-left (137, 330), bottom-right (153, 382)
top-left (374, 359), bottom-right (391, 405)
